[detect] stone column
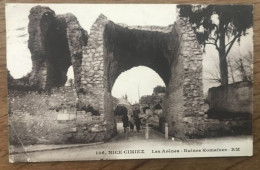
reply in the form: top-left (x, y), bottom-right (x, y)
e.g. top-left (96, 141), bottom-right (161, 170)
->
top-left (80, 14), bottom-right (108, 114)
top-left (165, 18), bottom-right (204, 139)
top-left (28, 6), bottom-right (56, 89)
top-left (79, 14), bottom-right (116, 139)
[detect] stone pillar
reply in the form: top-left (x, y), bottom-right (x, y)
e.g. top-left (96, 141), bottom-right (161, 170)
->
top-left (28, 6), bottom-right (56, 89)
top-left (165, 18), bottom-right (204, 139)
top-left (80, 14), bottom-right (116, 139)
top-left (63, 13), bottom-right (88, 90)
top-left (28, 6), bottom-right (88, 90)
top-left (80, 14), bottom-right (108, 113)
top-left (145, 123), bottom-right (149, 139)
top-left (165, 123), bottom-right (168, 139)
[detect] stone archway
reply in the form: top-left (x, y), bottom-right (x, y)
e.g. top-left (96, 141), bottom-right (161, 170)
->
top-left (79, 14), bottom-right (205, 139)
top-left (27, 7), bottom-right (204, 140)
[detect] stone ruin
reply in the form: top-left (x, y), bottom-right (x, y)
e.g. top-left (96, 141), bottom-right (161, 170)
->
top-left (14, 5), bottom-right (206, 139)
top-left (27, 6), bottom-right (88, 90)
top-left (11, 5), bottom-right (252, 142)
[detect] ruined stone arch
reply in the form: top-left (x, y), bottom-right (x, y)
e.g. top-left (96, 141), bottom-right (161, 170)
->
top-left (79, 14), bottom-right (205, 139)
top-left (103, 22), bottom-right (174, 91)
top-left (27, 7), bottom-right (205, 139)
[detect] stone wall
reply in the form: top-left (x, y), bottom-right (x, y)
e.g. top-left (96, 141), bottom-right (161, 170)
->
top-left (207, 81), bottom-right (253, 114)
top-left (139, 94), bottom-right (164, 112)
top-left (8, 87), bottom-right (107, 145)
top-left (9, 110), bottom-right (107, 145)
top-left (163, 17), bottom-right (204, 138)
top-left (79, 14), bottom-right (117, 139)
top-left (80, 14), bottom-right (108, 113)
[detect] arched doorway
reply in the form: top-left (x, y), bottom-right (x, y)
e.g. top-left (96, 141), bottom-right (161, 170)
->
top-left (111, 66), bottom-right (166, 135)
top-left (114, 105), bottom-right (128, 133)
top-left (79, 15), bottom-right (204, 139)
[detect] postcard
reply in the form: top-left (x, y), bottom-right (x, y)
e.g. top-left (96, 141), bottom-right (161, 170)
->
top-left (6, 4), bottom-right (253, 162)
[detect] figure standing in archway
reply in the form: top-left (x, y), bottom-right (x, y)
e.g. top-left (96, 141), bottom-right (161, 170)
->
top-left (129, 115), bottom-right (134, 132)
top-left (122, 113), bottom-right (129, 133)
top-left (135, 115), bottom-right (141, 132)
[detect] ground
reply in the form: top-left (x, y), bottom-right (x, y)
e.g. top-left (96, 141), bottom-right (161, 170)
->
top-left (9, 123), bottom-right (252, 163)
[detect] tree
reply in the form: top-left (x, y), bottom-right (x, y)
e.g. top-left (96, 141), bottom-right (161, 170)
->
top-left (177, 5), bottom-right (253, 85)
top-left (7, 70), bottom-right (14, 83)
top-left (122, 93), bottom-right (128, 100)
top-left (153, 85), bottom-right (166, 95)
top-left (206, 52), bottom-right (253, 84)
top-left (230, 52), bottom-right (253, 82)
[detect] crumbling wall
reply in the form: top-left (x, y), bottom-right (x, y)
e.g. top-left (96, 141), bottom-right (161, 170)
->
top-left (28, 6), bottom-right (88, 90)
top-left (207, 81), bottom-right (253, 114)
top-left (28, 6), bottom-right (55, 89)
top-left (79, 15), bottom-right (117, 139)
top-left (79, 14), bottom-right (108, 115)
top-left (8, 87), bottom-right (107, 145)
top-left (162, 18), bottom-right (204, 139)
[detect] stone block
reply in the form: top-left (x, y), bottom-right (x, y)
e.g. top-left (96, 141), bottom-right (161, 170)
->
top-left (57, 113), bottom-right (76, 121)
top-left (91, 124), bottom-right (106, 132)
top-left (198, 112), bottom-right (205, 115)
top-left (70, 127), bottom-right (77, 132)
top-left (86, 112), bottom-right (92, 116)
top-left (67, 108), bottom-right (77, 114)
top-left (92, 116), bottom-right (102, 122)
top-left (77, 111), bottom-right (85, 115)
top-left (194, 51), bottom-right (202, 55)
top-left (69, 114), bottom-right (76, 120)
top-left (87, 84), bottom-right (93, 88)
top-left (77, 115), bottom-right (92, 123)
top-left (57, 113), bottom-right (70, 121)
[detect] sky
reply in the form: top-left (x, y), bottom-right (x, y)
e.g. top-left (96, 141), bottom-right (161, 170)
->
top-left (6, 4), bottom-right (253, 103)
top-left (202, 28), bottom-right (253, 93)
top-left (112, 66), bottom-right (165, 104)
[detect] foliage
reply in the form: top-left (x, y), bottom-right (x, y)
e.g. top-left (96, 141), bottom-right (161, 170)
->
top-left (122, 93), bottom-right (128, 100)
top-left (7, 69), bottom-right (14, 82)
top-left (153, 85), bottom-right (166, 95)
top-left (140, 95), bottom-right (155, 104)
top-left (229, 52), bottom-right (253, 82)
top-left (206, 52), bottom-right (253, 84)
top-left (177, 5), bottom-right (253, 85)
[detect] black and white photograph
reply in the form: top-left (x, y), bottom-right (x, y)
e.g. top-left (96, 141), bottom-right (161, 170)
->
top-left (6, 4), bottom-right (253, 162)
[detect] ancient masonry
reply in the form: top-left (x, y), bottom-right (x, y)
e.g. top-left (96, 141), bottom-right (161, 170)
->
top-left (11, 5), bottom-right (206, 141)
top-left (28, 6), bottom-right (88, 90)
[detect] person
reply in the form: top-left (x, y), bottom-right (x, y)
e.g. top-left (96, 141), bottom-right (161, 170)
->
top-left (129, 115), bottom-right (134, 132)
top-left (122, 113), bottom-right (129, 133)
top-left (135, 115), bottom-right (141, 132)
